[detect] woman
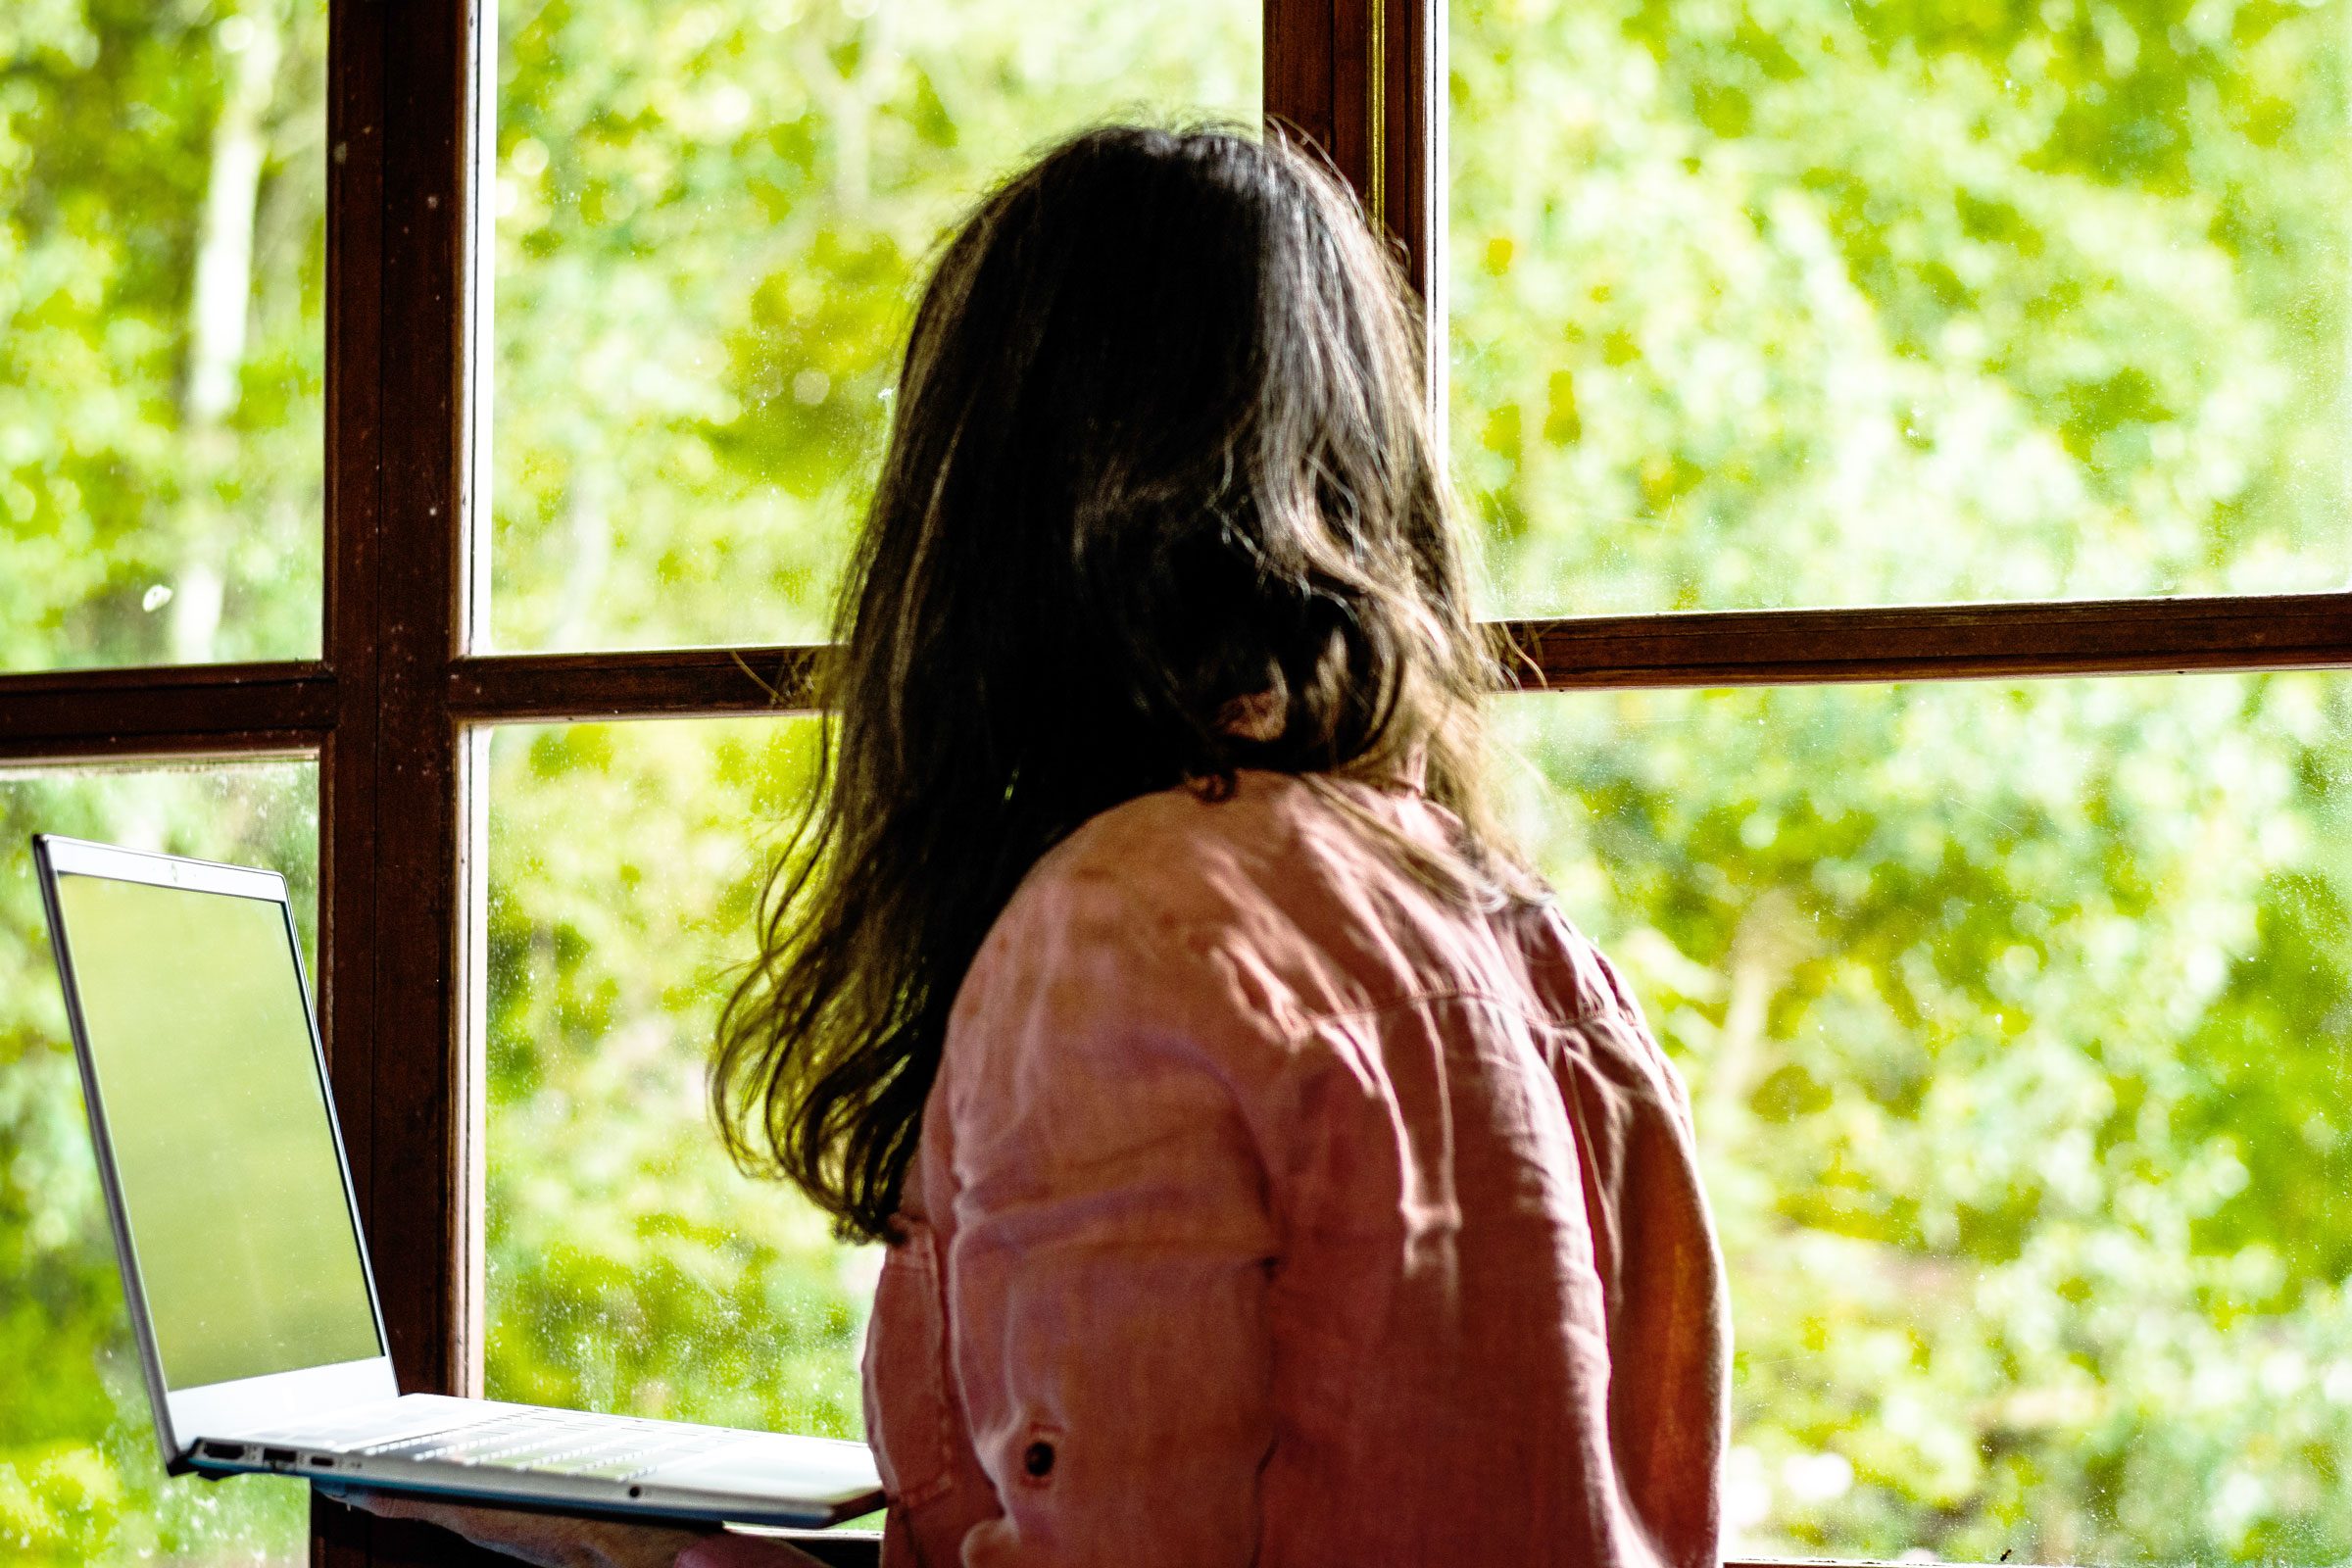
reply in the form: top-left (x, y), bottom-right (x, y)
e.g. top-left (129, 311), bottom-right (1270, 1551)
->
top-left (341, 123), bottom-right (1728, 1567)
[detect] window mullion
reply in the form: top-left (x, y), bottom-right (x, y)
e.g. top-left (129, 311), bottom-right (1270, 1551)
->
top-left (1263, 0), bottom-right (1340, 192)
top-left (422, 587), bottom-right (2352, 732)
top-left (1264, 0), bottom-right (1435, 297)
top-left (319, 1), bottom-right (483, 1565)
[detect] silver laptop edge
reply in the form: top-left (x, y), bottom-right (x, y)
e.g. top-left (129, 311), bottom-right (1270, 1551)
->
top-left (33, 833), bottom-right (883, 1528)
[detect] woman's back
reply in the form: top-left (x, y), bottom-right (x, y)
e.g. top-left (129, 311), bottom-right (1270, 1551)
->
top-left (865, 771), bottom-right (1727, 1567)
top-left (320, 125), bottom-right (1726, 1568)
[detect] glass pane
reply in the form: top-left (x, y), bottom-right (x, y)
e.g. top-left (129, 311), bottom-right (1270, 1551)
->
top-left (1497, 673), bottom-right (2352, 1565)
top-left (1450, 0), bottom-right (2352, 614)
top-left (483, 718), bottom-right (870, 1440)
top-left (487, 0), bottom-right (1260, 653)
top-left (0, 4), bottom-right (326, 671)
top-left (0, 760), bottom-right (318, 1566)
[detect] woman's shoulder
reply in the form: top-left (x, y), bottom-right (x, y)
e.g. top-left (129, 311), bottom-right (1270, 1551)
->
top-left (934, 779), bottom-right (1327, 1130)
top-left (988, 770), bottom-right (1336, 930)
top-left (965, 769), bottom-right (1597, 1039)
top-left (947, 773), bottom-right (1359, 1046)
top-left (966, 773), bottom-right (1319, 988)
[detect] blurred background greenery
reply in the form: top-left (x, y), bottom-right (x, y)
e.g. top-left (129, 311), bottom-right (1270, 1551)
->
top-left (6, 0), bottom-right (2352, 1562)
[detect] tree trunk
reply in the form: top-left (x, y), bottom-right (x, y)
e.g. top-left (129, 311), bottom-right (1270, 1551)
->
top-left (174, 0), bottom-right (284, 663)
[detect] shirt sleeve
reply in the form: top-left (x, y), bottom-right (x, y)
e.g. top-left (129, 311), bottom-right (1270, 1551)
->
top-left (939, 868), bottom-right (1279, 1568)
top-left (1558, 948), bottom-right (1730, 1568)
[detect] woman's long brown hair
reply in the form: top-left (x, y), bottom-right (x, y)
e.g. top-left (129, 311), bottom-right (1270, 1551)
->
top-left (712, 124), bottom-right (1522, 1243)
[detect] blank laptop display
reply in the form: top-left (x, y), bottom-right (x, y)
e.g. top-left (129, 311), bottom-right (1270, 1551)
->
top-left (37, 834), bottom-right (882, 1529)
top-left (51, 872), bottom-right (383, 1390)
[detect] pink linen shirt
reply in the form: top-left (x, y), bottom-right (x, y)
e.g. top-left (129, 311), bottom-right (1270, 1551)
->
top-left (685, 769), bottom-right (1727, 1568)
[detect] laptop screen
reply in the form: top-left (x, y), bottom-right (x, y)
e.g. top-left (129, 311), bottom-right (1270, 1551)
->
top-left (52, 871), bottom-right (383, 1391)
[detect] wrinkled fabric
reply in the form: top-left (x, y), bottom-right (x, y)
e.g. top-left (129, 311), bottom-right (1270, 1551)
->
top-left (681, 770), bottom-right (1727, 1568)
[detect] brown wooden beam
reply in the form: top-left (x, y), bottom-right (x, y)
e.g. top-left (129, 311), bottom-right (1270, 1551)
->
top-left (449, 646), bottom-right (821, 722)
top-left (436, 594), bottom-right (2352, 733)
top-left (1376, 0), bottom-right (1435, 304)
top-left (1499, 593), bottom-right (2352, 690)
top-left (7, 591), bottom-right (2343, 765)
top-left (347, 0), bottom-right (475, 1413)
top-left (1263, 0), bottom-right (1435, 306)
top-left (318, 0), bottom-right (382, 1557)
top-left (0, 662), bottom-right (334, 760)
top-left (317, 0), bottom-right (483, 1563)
top-left (1263, 0), bottom-right (1336, 174)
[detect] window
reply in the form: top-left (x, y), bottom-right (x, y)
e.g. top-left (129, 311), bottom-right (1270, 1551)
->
top-left (1449, 0), bottom-right (2352, 615)
top-left (0, 2), bottom-right (325, 672)
top-left (1496, 675), bottom-right (2352, 1562)
top-left (488, 0), bottom-right (1259, 652)
top-left (1, 1), bottom-right (2343, 1566)
top-left (474, 0), bottom-right (1258, 1494)
top-left (483, 717), bottom-right (868, 1437)
top-left (0, 3), bottom-right (326, 673)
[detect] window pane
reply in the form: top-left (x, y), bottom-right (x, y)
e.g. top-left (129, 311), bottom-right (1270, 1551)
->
top-left (1450, 0), bottom-right (2352, 613)
top-left (0, 760), bottom-right (318, 1566)
top-left (1497, 673), bottom-right (2352, 1564)
top-left (0, 5), bottom-right (326, 671)
top-left (486, 0), bottom-right (1260, 654)
top-left (483, 719), bottom-right (870, 1440)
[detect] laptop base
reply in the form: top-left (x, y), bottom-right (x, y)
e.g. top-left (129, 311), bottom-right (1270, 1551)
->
top-left (191, 1395), bottom-right (880, 1528)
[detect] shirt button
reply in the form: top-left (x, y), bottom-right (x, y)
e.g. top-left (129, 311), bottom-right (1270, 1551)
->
top-left (1022, 1441), bottom-right (1055, 1479)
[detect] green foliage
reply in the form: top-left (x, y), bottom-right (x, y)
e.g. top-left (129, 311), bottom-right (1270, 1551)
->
top-left (1448, 4), bottom-right (2352, 1546)
top-left (481, 718), bottom-right (872, 1441)
top-left (486, 0), bottom-right (1261, 651)
top-left (0, 0), bottom-right (324, 671)
top-left (1450, 0), bottom-right (2350, 612)
top-left (9, 0), bottom-right (2352, 1563)
top-left (1496, 677), bottom-right (2352, 1560)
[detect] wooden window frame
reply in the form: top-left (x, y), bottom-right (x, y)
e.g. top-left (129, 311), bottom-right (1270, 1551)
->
top-left (0, 0), bottom-right (2346, 1563)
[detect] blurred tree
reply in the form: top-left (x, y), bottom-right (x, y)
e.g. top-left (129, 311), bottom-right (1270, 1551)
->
top-left (1495, 676), bottom-right (2352, 1562)
top-left (0, 0), bottom-right (324, 672)
top-left (486, 0), bottom-right (1260, 651)
top-left (7, 0), bottom-right (2352, 1563)
top-left (1451, 0), bottom-right (2351, 612)
top-left (1449, 1), bottom-right (2352, 1550)
top-left (482, 718), bottom-right (872, 1442)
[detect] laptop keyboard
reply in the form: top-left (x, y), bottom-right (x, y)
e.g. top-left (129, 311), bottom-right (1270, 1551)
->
top-left (353, 1411), bottom-right (752, 1483)
top-left (219, 1396), bottom-right (881, 1519)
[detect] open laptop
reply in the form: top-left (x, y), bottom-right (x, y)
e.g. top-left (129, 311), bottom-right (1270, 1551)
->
top-left (33, 832), bottom-right (884, 1528)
